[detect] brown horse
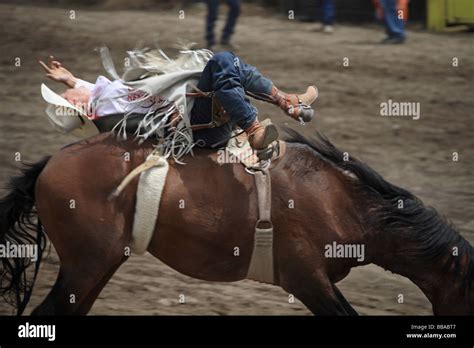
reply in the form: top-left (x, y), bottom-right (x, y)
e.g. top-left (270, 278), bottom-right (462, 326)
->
top-left (1, 128), bottom-right (473, 315)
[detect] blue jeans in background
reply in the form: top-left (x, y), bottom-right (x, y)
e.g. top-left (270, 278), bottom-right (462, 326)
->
top-left (322, 0), bottom-right (335, 25)
top-left (380, 0), bottom-right (406, 39)
top-left (206, 0), bottom-right (241, 46)
top-left (191, 51), bottom-right (273, 147)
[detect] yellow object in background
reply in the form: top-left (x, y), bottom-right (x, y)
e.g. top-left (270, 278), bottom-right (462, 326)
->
top-left (428, 0), bottom-right (474, 31)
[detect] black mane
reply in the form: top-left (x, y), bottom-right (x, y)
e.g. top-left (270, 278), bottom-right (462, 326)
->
top-left (282, 127), bottom-right (473, 288)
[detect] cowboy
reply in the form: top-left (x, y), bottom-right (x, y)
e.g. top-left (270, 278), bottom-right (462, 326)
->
top-left (40, 51), bottom-right (317, 151)
top-left (39, 57), bottom-right (166, 119)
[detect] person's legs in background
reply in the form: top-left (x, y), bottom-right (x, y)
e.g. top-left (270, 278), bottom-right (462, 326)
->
top-left (380, 0), bottom-right (406, 43)
top-left (205, 0), bottom-right (219, 48)
top-left (221, 0), bottom-right (241, 47)
top-left (321, 0), bottom-right (335, 33)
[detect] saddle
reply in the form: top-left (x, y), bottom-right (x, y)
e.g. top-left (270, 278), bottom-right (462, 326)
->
top-left (93, 113), bottom-right (145, 133)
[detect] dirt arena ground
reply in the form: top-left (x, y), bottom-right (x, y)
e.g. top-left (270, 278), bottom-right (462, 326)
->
top-left (0, 2), bottom-right (472, 315)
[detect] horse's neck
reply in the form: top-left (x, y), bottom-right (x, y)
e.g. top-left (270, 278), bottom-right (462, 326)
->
top-left (369, 224), bottom-right (473, 314)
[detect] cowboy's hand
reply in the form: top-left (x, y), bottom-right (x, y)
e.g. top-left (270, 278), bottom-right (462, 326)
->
top-left (61, 87), bottom-right (91, 111)
top-left (39, 56), bottom-right (76, 88)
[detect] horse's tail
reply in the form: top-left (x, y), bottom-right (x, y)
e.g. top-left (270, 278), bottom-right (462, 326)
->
top-left (0, 156), bottom-right (50, 315)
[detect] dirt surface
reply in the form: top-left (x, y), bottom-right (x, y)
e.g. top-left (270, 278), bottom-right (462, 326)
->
top-left (0, 3), bottom-right (473, 315)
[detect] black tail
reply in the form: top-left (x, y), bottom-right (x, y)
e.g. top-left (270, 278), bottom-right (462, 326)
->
top-left (0, 156), bottom-right (50, 315)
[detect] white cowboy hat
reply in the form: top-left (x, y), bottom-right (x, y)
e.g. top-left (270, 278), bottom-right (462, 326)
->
top-left (41, 83), bottom-right (99, 139)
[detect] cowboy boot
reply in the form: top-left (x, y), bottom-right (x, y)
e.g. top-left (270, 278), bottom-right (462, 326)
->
top-left (244, 120), bottom-right (279, 150)
top-left (269, 85), bottom-right (318, 122)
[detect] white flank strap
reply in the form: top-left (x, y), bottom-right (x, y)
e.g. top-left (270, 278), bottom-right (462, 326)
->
top-left (130, 154), bottom-right (169, 254)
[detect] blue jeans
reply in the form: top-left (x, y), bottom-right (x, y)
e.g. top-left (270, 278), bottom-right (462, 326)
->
top-left (380, 0), bottom-right (405, 39)
top-left (191, 51), bottom-right (273, 147)
top-left (206, 0), bottom-right (241, 46)
top-left (322, 0), bottom-right (335, 25)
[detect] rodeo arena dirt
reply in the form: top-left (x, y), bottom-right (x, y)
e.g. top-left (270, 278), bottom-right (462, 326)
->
top-left (0, 0), bottom-right (473, 346)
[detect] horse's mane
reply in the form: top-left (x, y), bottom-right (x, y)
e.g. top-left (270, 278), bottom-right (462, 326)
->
top-left (281, 126), bottom-right (473, 287)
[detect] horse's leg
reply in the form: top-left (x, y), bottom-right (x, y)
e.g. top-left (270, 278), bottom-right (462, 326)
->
top-left (30, 210), bottom-right (128, 315)
top-left (30, 213), bottom-right (128, 315)
top-left (331, 284), bottom-right (358, 315)
top-left (31, 265), bottom-right (96, 315)
top-left (276, 228), bottom-right (358, 316)
top-left (73, 260), bottom-right (125, 315)
top-left (279, 266), bottom-right (357, 315)
top-left (31, 249), bottom-right (126, 315)
top-left (32, 254), bottom-right (126, 315)
top-left (31, 145), bottom-right (133, 315)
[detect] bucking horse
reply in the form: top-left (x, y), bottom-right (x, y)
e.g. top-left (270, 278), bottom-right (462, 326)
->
top-left (0, 127), bottom-right (473, 315)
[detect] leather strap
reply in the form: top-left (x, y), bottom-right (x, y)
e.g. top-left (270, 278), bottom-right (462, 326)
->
top-left (186, 91), bottom-right (212, 98)
top-left (246, 169), bottom-right (274, 284)
top-left (189, 122), bottom-right (217, 131)
top-left (187, 93), bottom-right (230, 131)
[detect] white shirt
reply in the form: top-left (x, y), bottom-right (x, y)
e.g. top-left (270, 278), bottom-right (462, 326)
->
top-left (76, 76), bottom-right (166, 118)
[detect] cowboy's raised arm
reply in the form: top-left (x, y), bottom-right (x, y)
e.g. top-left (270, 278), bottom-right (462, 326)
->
top-left (39, 55), bottom-right (94, 89)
